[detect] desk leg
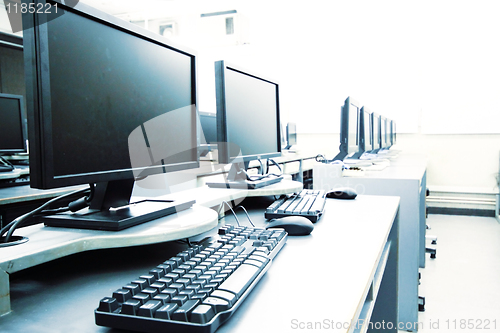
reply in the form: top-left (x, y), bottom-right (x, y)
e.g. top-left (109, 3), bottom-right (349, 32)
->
top-left (369, 210), bottom-right (400, 333)
top-left (0, 269), bottom-right (10, 315)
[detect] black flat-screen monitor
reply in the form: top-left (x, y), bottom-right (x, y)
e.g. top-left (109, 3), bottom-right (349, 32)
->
top-left (359, 106), bottom-right (372, 154)
top-left (390, 120), bottom-right (397, 146)
top-left (209, 60), bottom-right (282, 189)
top-left (380, 116), bottom-right (389, 149)
top-left (334, 96), bottom-right (361, 160)
top-left (285, 122), bottom-right (297, 150)
top-left (199, 112), bottom-right (217, 144)
top-left (371, 112), bottom-right (381, 152)
top-left (0, 93), bottom-right (26, 154)
top-left (23, 1), bottom-right (199, 230)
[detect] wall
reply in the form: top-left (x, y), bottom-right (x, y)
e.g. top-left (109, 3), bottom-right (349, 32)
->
top-left (297, 132), bottom-right (500, 193)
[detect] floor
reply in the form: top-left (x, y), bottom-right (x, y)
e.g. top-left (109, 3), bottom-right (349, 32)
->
top-left (415, 214), bottom-right (500, 333)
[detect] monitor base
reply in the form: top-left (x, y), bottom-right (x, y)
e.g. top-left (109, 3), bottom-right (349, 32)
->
top-left (40, 198), bottom-right (195, 231)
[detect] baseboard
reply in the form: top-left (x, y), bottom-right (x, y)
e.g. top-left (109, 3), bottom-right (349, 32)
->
top-left (427, 207), bottom-right (495, 217)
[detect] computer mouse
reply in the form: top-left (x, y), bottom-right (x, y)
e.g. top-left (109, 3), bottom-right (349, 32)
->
top-left (266, 216), bottom-right (314, 236)
top-left (326, 187), bottom-right (357, 200)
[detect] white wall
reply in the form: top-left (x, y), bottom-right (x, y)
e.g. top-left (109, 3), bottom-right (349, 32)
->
top-left (297, 132), bottom-right (500, 192)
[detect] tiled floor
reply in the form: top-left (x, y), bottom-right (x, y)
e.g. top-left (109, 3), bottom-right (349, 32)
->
top-left (415, 214), bottom-right (500, 333)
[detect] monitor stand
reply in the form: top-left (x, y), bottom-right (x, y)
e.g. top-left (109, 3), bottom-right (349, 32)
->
top-left (0, 156), bottom-right (15, 172)
top-left (39, 179), bottom-right (195, 231)
top-left (206, 160), bottom-right (283, 189)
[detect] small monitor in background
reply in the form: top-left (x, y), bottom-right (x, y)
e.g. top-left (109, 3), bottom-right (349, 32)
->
top-left (390, 120), bottom-right (397, 146)
top-left (207, 60), bottom-right (283, 189)
top-left (333, 96), bottom-right (361, 161)
top-left (199, 112), bottom-right (217, 144)
top-left (380, 116), bottom-right (389, 149)
top-left (359, 107), bottom-right (372, 154)
top-left (0, 93), bottom-right (27, 172)
top-left (0, 93), bottom-right (27, 154)
top-left (199, 112), bottom-right (217, 157)
top-left (285, 122), bottom-right (297, 150)
top-left (371, 112), bottom-right (382, 153)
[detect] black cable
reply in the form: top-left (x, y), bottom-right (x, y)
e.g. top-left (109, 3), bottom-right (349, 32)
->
top-left (1, 185), bottom-right (93, 243)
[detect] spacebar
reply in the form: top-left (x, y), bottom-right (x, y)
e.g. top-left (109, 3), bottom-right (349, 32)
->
top-left (218, 263), bottom-right (261, 299)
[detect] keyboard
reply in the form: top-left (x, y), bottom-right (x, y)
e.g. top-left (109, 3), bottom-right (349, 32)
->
top-left (265, 189), bottom-right (326, 222)
top-left (95, 224), bottom-right (287, 332)
top-left (206, 174), bottom-right (283, 189)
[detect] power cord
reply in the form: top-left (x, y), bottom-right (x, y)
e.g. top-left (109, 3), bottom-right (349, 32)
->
top-left (0, 184), bottom-right (95, 244)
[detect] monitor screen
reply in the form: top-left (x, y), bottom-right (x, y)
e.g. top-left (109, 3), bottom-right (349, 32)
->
top-left (371, 112), bottom-right (381, 151)
top-left (22, 1), bottom-right (199, 229)
top-left (215, 60), bottom-right (281, 164)
top-left (24, 1), bottom-right (198, 189)
top-left (334, 96), bottom-right (361, 160)
top-left (359, 107), bottom-right (371, 153)
top-left (286, 122), bottom-right (297, 149)
top-left (0, 93), bottom-right (26, 154)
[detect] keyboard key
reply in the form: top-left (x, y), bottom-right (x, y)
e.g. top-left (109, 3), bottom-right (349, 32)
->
top-left (98, 297), bottom-right (119, 312)
top-left (137, 300), bottom-right (162, 317)
top-left (171, 300), bottom-right (200, 322)
top-left (203, 297), bottom-right (230, 313)
top-left (218, 263), bottom-right (261, 298)
top-left (120, 299), bottom-right (141, 315)
top-left (154, 303), bottom-right (178, 320)
top-left (190, 304), bottom-right (215, 324)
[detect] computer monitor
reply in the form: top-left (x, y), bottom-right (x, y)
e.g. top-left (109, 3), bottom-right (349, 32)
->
top-left (209, 60), bottom-right (282, 189)
top-left (0, 93), bottom-right (26, 155)
top-left (380, 116), bottom-right (389, 149)
top-left (390, 120), bottom-right (397, 146)
top-left (0, 93), bottom-right (26, 172)
top-left (199, 111), bottom-right (217, 157)
top-left (285, 122), bottom-right (297, 150)
top-left (334, 96), bottom-right (361, 160)
top-left (371, 112), bottom-right (382, 152)
top-left (359, 107), bottom-right (372, 154)
top-left (22, 1), bottom-right (199, 230)
top-left (199, 112), bottom-right (217, 144)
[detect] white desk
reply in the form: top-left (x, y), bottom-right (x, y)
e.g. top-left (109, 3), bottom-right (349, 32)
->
top-left (0, 195), bottom-right (400, 333)
top-left (0, 180), bottom-right (303, 315)
top-left (313, 153), bottom-right (427, 331)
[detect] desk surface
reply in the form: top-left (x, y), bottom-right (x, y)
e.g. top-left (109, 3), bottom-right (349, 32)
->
top-left (0, 194), bottom-right (399, 333)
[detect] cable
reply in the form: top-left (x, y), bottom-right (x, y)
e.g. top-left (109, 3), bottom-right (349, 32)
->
top-left (217, 201), bottom-right (241, 226)
top-left (234, 206), bottom-right (255, 227)
top-left (1, 185), bottom-right (93, 244)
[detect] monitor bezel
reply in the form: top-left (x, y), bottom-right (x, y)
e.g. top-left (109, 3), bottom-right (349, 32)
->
top-left (0, 93), bottom-right (27, 154)
top-left (214, 60), bottom-right (282, 165)
top-left (23, 0), bottom-right (200, 189)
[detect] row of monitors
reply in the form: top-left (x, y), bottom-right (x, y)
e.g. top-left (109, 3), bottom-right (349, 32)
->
top-left (0, 1), bottom-right (283, 226)
top-left (337, 97), bottom-right (396, 160)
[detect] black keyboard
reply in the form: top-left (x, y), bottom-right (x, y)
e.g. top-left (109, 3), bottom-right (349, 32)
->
top-left (95, 224), bottom-right (287, 332)
top-left (265, 189), bottom-right (326, 222)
